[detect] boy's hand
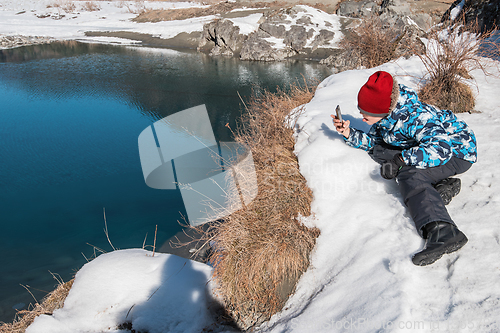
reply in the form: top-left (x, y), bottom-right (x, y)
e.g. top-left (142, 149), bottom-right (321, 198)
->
top-left (331, 114), bottom-right (350, 138)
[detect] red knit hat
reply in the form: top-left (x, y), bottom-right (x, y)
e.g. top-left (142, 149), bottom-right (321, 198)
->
top-left (357, 71), bottom-right (393, 116)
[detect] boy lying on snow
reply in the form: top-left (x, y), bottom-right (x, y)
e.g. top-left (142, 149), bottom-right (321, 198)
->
top-left (332, 71), bottom-right (477, 266)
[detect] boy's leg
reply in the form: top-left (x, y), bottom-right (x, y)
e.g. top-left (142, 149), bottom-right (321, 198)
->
top-left (369, 144), bottom-right (472, 236)
top-left (368, 144), bottom-right (402, 164)
top-left (396, 157), bottom-right (472, 237)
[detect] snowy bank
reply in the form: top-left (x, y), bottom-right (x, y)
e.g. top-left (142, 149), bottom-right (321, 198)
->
top-left (258, 58), bottom-right (500, 332)
top-left (26, 249), bottom-right (218, 333)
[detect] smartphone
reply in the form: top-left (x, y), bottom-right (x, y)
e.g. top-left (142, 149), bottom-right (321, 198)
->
top-left (335, 105), bottom-right (343, 123)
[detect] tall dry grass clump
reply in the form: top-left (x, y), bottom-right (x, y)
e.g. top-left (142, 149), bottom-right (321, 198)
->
top-left (0, 279), bottom-right (74, 333)
top-left (206, 83), bottom-right (320, 330)
top-left (417, 19), bottom-right (499, 113)
top-left (339, 16), bottom-right (413, 69)
top-left (81, 1), bottom-right (101, 12)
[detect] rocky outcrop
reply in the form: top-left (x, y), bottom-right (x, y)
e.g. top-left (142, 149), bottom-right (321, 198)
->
top-left (338, 0), bottom-right (434, 31)
top-left (284, 25), bottom-right (314, 51)
top-left (240, 34), bottom-right (296, 61)
top-left (320, 14), bottom-right (427, 72)
top-left (199, 5), bottom-right (337, 61)
top-left (441, 0), bottom-right (500, 32)
top-left (197, 1), bottom-right (442, 63)
top-left (311, 29), bottom-right (336, 51)
top-left (197, 19), bottom-right (247, 56)
top-left (337, 0), bottom-right (381, 18)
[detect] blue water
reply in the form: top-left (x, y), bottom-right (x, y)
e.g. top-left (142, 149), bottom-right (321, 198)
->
top-left (0, 42), bottom-right (332, 321)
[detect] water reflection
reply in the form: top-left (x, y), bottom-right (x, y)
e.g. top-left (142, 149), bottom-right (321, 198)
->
top-left (0, 41), bottom-right (121, 63)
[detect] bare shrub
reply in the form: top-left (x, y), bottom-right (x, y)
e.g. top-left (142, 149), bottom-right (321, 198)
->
top-left (0, 279), bottom-right (74, 333)
top-left (131, 0), bottom-right (150, 15)
top-left (49, 0), bottom-right (76, 12)
top-left (419, 79), bottom-right (475, 114)
top-left (205, 83), bottom-right (320, 330)
top-left (81, 1), bottom-right (101, 12)
top-left (339, 16), bottom-right (411, 69)
top-left (132, 1), bottom-right (288, 23)
top-left (417, 19), bottom-right (499, 112)
top-left (61, 1), bottom-right (76, 13)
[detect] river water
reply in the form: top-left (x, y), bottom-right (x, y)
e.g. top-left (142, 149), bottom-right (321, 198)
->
top-left (0, 41), bottom-right (332, 322)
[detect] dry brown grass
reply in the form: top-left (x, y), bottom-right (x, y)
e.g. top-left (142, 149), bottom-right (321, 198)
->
top-left (131, 1), bottom-right (262, 23)
top-left (81, 1), bottom-right (101, 12)
top-left (49, 0), bottom-right (76, 12)
top-left (132, 1), bottom-right (324, 23)
top-left (419, 79), bottom-right (475, 113)
top-left (417, 19), bottom-right (499, 112)
top-left (0, 279), bottom-right (74, 333)
top-left (339, 16), bottom-right (416, 69)
top-left (204, 83), bottom-right (320, 330)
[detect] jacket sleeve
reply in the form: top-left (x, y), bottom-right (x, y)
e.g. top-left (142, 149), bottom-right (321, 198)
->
top-left (343, 127), bottom-right (381, 152)
top-left (401, 118), bottom-right (453, 168)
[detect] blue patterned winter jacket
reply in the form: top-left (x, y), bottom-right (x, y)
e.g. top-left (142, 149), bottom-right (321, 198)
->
top-left (345, 84), bottom-right (477, 168)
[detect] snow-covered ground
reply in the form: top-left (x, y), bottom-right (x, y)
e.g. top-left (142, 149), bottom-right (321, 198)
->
top-left (3, 1), bottom-right (500, 332)
top-left (26, 250), bottom-right (216, 333)
top-left (260, 59), bottom-right (500, 333)
top-left (0, 0), bottom-right (212, 43)
top-left (0, 0), bottom-right (342, 48)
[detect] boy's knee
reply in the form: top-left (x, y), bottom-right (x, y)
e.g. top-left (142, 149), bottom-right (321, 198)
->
top-left (370, 144), bottom-right (403, 164)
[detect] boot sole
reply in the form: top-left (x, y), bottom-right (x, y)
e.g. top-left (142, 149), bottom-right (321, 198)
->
top-left (435, 178), bottom-right (461, 205)
top-left (412, 233), bottom-right (468, 266)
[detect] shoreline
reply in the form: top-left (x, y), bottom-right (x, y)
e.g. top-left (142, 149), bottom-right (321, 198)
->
top-left (0, 0), bottom-right (455, 62)
top-left (84, 30), bottom-right (202, 50)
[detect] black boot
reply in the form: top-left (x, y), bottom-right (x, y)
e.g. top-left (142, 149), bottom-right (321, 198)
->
top-left (433, 178), bottom-right (461, 205)
top-left (412, 221), bottom-right (468, 266)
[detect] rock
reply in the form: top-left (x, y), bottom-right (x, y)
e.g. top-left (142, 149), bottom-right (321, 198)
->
top-left (337, 0), bottom-right (380, 18)
top-left (283, 25), bottom-right (310, 51)
top-left (240, 33), bottom-right (295, 61)
top-left (337, 0), bottom-right (434, 32)
top-left (296, 15), bottom-right (313, 25)
top-left (263, 6), bottom-right (304, 24)
top-left (257, 22), bottom-right (286, 39)
top-left (200, 5), bottom-right (341, 61)
top-left (320, 50), bottom-right (362, 73)
top-left (380, 0), bottom-right (411, 17)
top-left (311, 29), bottom-right (335, 51)
top-left (441, 0), bottom-right (500, 32)
top-left (198, 19), bottom-right (247, 56)
top-left (409, 13), bottom-right (433, 32)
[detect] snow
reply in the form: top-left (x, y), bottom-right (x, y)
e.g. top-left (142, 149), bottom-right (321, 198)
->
top-left (0, 0), bottom-right (213, 43)
top-left (264, 36), bottom-right (287, 49)
top-left (2, 1), bottom-right (500, 332)
top-left (26, 249), bottom-right (216, 333)
top-left (229, 12), bottom-right (262, 35)
top-left (450, 0), bottom-right (465, 22)
top-left (283, 5), bottom-right (344, 49)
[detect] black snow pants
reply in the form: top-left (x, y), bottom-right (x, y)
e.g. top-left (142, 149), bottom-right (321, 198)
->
top-left (369, 144), bottom-right (472, 238)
